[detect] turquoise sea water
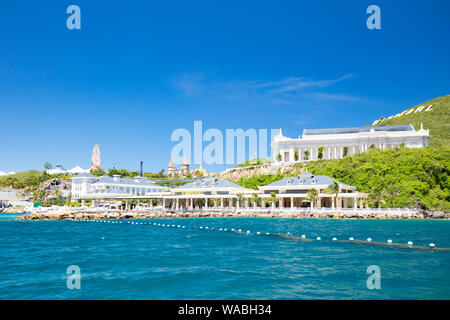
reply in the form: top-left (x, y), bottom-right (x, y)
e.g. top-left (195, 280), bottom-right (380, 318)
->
top-left (0, 214), bottom-right (449, 299)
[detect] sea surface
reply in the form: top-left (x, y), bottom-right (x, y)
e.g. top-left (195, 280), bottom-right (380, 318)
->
top-left (0, 214), bottom-right (449, 299)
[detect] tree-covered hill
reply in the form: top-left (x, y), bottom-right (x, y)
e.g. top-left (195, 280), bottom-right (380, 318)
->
top-left (0, 170), bottom-right (42, 187)
top-left (372, 94), bottom-right (449, 147)
top-left (307, 146), bottom-right (449, 211)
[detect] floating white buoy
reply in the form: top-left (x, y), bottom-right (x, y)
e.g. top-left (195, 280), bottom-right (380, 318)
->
top-left (387, 239), bottom-right (392, 244)
top-left (182, 226), bottom-right (185, 229)
top-left (367, 238), bottom-right (372, 242)
top-left (224, 228), bottom-right (227, 231)
top-left (287, 232), bottom-right (291, 235)
top-left (238, 229), bottom-right (242, 232)
top-left (349, 237), bottom-right (354, 241)
top-left (199, 226), bottom-right (203, 229)
top-left (332, 237), bottom-right (337, 241)
top-left (429, 243), bottom-right (435, 248)
top-left (316, 237), bottom-right (321, 240)
top-left (246, 230), bottom-right (250, 234)
top-left (205, 227), bottom-right (209, 229)
top-left (172, 225), bottom-right (175, 227)
top-left (256, 232), bottom-right (260, 235)
top-left (177, 225), bottom-right (181, 228)
top-left (231, 228), bottom-right (235, 231)
top-left (407, 241), bottom-right (413, 247)
top-left (301, 235), bottom-right (306, 239)
top-left (266, 233), bottom-right (270, 235)
top-left (219, 228), bottom-right (223, 231)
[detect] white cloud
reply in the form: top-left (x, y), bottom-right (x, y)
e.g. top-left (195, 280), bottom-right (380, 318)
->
top-left (171, 73), bottom-right (360, 104)
top-left (0, 171), bottom-right (16, 176)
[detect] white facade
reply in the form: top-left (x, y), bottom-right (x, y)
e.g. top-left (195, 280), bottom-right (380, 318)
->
top-left (272, 124), bottom-right (430, 163)
top-left (71, 173), bottom-right (167, 200)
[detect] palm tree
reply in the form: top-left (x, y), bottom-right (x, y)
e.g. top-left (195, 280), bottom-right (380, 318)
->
top-left (318, 146), bottom-right (324, 160)
top-left (32, 189), bottom-right (46, 203)
top-left (343, 146), bottom-right (349, 157)
top-left (324, 181), bottom-right (340, 208)
top-left (369, 187), bottom-right (385, 209)
top-left (268, 192), bottom-right (278, 209)
top-left (251, 193), bottom-right (259, 208)
top-left (304, 189), bottom-right (319, 209)
top-left (53, 189), bottom-right (63, 206)
top-left (236, 193), bottom-right (243, 208)
top-left (384, 184), bottom-right (401, 208)
top-left (43, 162), bottom-right (53, 170)
top-left (304, 150), bottom-right (310, 160)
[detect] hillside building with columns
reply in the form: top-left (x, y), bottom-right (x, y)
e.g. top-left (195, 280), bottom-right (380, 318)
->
top-left (71, 173), bottom-right (367, 210)
top-left (272, 124), bottom-right (430, 164)
top-left (162, 177), bottom-right (253, 210)
top-left (258, 172), bottom-right (367, 209)
top-left (153, 173), bottom-right (367, 211)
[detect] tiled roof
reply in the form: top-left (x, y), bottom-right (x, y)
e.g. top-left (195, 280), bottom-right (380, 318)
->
top-left (262, 172), bottom-right (351, 188)
top-left (175, 177), bottom-right (246, 190)
top-left (91, 176), bottom-right (162, 187)
top-left (72, 173), bottom-right (95, 179)
top-left (303, 124), bottom-right (414, 136)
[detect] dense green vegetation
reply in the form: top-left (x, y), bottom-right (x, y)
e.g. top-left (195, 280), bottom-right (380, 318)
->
top-left (0, 170), bottom-right (71, 191)
top-left (233, 158), bottom-right (271, 168)
top-left (373, 95), bottom-right (449, 147)
top-left (307, 146), bottom-right (449, 211)
top-left (235, 173), bottom-right (285, 190)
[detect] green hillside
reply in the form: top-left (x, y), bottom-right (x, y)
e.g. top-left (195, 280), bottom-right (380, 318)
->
top-left (307, 147), bottom-right (449, 211)
top-left (0, 170), bottom-right (42, 183)
top-left (0, 170), bottom-right (72, 191)
top-left (371, 95), bottom-right (450, 147)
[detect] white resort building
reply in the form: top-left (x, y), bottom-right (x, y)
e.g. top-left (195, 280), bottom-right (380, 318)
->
top-left (272, 124), bottom-right (430, 164)
top-left (71, 173), bottom-right (167, 200)
top-left (71, 173), bottom-right (368, 210)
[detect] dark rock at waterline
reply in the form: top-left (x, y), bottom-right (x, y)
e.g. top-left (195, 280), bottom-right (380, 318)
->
top-left (421, 210), bottom-right (447, 219)
top-left (430, 211), bottom-right (446, 219)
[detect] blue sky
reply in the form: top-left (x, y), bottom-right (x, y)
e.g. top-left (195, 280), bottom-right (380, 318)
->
top-left (0, 0), bottom-right (449, 173)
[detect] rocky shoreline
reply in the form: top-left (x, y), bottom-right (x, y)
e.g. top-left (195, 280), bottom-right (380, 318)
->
top-left (14, 208), bottom-right (450, 220)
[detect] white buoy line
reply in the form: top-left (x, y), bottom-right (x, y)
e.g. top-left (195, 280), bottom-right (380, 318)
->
top-left (72, 219), bottom-right (442, 249)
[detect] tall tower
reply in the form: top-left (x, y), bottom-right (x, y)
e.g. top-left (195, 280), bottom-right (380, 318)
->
top-left (168, 158), bottom-right (175, 175)
top-left (181, 156), bottom-right (189, 175)
top-left (91, 144), bottom-right (101, 170)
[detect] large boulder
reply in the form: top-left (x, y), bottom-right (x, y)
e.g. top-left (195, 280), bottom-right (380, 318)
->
top-left (430, 211), bottom-right (446, 219)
